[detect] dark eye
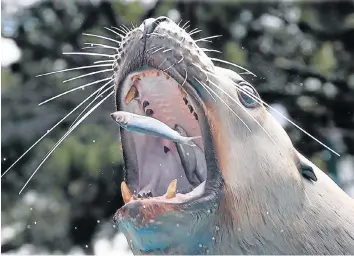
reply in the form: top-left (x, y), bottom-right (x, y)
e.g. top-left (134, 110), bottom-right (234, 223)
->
top-left (237, 83), bottom-right (259, 108)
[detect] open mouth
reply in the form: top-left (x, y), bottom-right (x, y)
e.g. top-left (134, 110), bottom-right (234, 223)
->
top-left (117, 68), bottom-right (208, 206)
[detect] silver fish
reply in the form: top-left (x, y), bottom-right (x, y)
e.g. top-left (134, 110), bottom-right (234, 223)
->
top-left (110, 111), bottom-right (201, 147)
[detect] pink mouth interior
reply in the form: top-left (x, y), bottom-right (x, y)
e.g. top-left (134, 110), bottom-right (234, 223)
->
top-left (120, 69), bottom-right (206, 198)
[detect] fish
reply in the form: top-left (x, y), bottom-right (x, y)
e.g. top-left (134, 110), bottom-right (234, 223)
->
top-left (110, 111), bottom-right (201, 147)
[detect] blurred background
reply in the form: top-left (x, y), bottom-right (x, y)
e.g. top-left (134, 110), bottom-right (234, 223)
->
top-left (1, 0), bottom-right (354, 255)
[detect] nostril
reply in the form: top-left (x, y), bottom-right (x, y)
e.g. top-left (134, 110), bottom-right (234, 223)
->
top-left (142, 16), bottom-right (169, 38)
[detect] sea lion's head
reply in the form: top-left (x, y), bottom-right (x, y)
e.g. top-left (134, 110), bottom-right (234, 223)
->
top-left (113, 17), bottom-right (306, 254)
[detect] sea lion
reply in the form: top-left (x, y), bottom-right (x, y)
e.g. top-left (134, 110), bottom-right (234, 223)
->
top-left (113, 17), bottom-right (354, 254)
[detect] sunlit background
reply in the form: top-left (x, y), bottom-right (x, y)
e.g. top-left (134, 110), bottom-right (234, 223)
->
top-left (2, 0), bottom-right (354, 255)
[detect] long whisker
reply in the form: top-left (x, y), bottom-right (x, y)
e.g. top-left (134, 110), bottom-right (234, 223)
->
top-left (103, 27), bottom-right (125, 39)
top-left (193, 77), bottom-right (217, 103)
top-left (151, 46), bottom-right (164, 55)
top-left (83, 43), bottom-right (119, 50)
top-left (69, 84), bottom-right (114, 128)
top-left (94, 60), bottom-right (115, 64)
top-left (121, 24), bottom-right (130, 33)
top-left (1, 82), bottom-right (113, 178)
top-left (39, 78), bottom-right (113, 105)
top-left (62, 69), bottom-right (112, 83)
top-left (207, 76), bottom-right (281, 151)
top-left (63, 52), bottom-right (115, 58)
top-left (82, 33), bottom-right (121, 45)
top-left (200, 48), bottom-right (222, 54)
top-left (194, 77), bottom-right (249, 130)
top-left (211, 57), bottom-right (256, 77)
top-left (35, 64), bottom-right (113, 77)
top-left (195, 35), bottom-right (222, 43)
top-left (181, 21), bottom-right (190, 29)
top-left (18, 91), bottom-right (114, 195)
top-left (189, 28), bottom-right (201, 35)
top-left (219, 75), bottom-right (340, 156)
top-left (111, 26), bottom-right (128, 35)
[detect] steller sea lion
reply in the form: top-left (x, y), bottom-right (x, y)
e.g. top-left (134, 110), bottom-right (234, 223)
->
top-left (112, 17), bottom-right (354, 254)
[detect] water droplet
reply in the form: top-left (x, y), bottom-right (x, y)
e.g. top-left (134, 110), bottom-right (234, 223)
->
top-left (97, 220), bottom-right (100, 223)
top-left (212, 237), bottom-right (215, 240)
top-left (93, 140), bottom-right (95, 143)
top-left (266, 211), bottom-right (269, 215)
top-left (186, 152), bottom-right (189, 156)
top-left (180, 175), bottom-right (183, 178)
top-left (199, 244), bottom-right (202, 247)
top-left (113, 225), bottom-right (116, 228)
top-left (91, 44), bottom-right (93, 47)
top-left (237, 227), bottom-right (241, 231)
top-left (75, 227), bottom-right (77, 230)
top-left (85, 245), bottom-right (88, 248)
top-left (3, 158), bottom-right (6, 161)
top-left (207, 209), bottom-right (211, 213)
top-left (215, 226), bottom-right (219, 231)
top-left (176, 223), bottom-right (179, 227)
top-left (30, 208), bottom-right (33, 211)
top-left (143, 205), bottom-right (146, 208)
top-left (34, 221), bottom-right (37, 225)
top-left (27, 225), bottom-right (31, 229)
top-left (280, 229), bottom-right (283, 232)
top-left (129, 240), bottom-right (133, 243)
top-left (82, 88), bottom-right (85, 91)
top-left (159, 163), bottom-right (162, 166)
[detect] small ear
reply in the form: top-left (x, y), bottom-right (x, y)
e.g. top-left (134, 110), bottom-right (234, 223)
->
top-left (295, 151), bottom-right (318, 182)
top-left (300, 164), bottom-right (317, 182)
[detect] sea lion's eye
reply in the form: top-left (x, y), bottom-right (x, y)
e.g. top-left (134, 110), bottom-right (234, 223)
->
top-left (238, 82), bottom-right (259, 108)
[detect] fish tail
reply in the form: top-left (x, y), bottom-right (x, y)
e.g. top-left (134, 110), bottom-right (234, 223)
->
top-left (185, 136), bottom-right (202, 147)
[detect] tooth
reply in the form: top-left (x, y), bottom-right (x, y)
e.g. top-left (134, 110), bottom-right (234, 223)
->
top-left (124, 85), bottom-right (139, 104)
top-left (146, 109), bottom-right (154, 116)
top-left (121, 181), bottom-right (132, 203)
top-left (166, 179), bottom-right (177, 199)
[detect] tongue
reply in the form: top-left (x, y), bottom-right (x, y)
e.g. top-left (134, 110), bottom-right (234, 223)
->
top-left (175, 125), bottom-right (206, 186)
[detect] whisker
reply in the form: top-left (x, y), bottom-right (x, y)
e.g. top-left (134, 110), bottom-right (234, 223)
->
top-left (200, 48), bottom-right (222, 54)
top-left (193, 77), bottom-right (217, 103)
top-left (177, 55), bottom-right (184, 64)
top-left (147, 46), bottom-right (160, 52)
top-left (122, 24), bottom-right (130, 32)
top-left (184, 25), bottom-right (191, 31)
top-left (195, 35), bottom-right (222, 43)
top-left (194, 77), bottom-right (249, 130)
top-left (177, 19), bottom-right (182, 26)
top-left (62, 69), bottom-right (112, 83)
top-left (189, 28), bottom-right (200, 35)
top-left (63, 52), bottom-right (115, 58)
top-left (18, 91), bottom-right (114, 195)
top-left (69, 84), bottom-right (114, 128)
top-left (162, 48), bottom-right (172, 53)
top-left (181, 21), bottom-right (190, 29)
top-left (82, 33), bottom-right (121, 45)
top-left (131, 22), bottom-right (136, 29)
top-left (163, 62), bottom-right (176, 72)
top-left (36, 64), bottom-right (112, 77)
top-left (103, 27), bottom-right (125, 39)
top-left (83, 43), bottom-right (119, 50)
top-left (222, 76), bottom-right (340, 156)
top-left (210, 57), bottom-right (257, 77)
top-left (1, 82), bottom-right (113, 178)
top-left (39, 78), bottom-right (113, 105)
top-left (94, 60), bottom-right (115, 64)
top-left (158, 59), bottom-right (168, 68)
top-left (111, 26), bottom-right (128, 35)
top-left (181, 68), bottom-right (188, 87)
top-left (207, 76), bottom-right (280, 150)
top-left (151, 46), bottom-right (164, 55)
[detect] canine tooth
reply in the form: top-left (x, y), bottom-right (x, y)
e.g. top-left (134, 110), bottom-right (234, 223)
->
top-left (146, 109), bottom-right (154, 116)
top-left (188, 105), bottom-right (194, 113)
top-left (164, 146), bottom-right (170, 153)
top-left (143, 101), bottom-right (150, 109)
top-left (121, 181), bottom-right (132, 203)
top-left (125, 85), bottom-right (139, 104)
top-left (166, 179), bottom-right (177, 199)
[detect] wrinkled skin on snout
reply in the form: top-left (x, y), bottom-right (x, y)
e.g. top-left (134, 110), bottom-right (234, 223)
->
top-left (112, 17), bottom-right (354, 255)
